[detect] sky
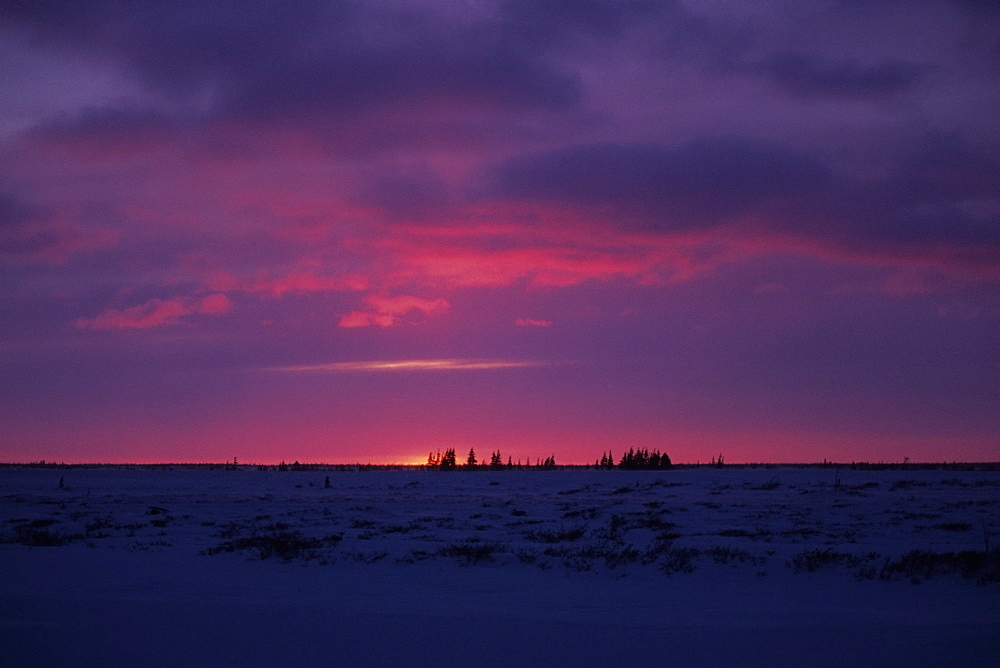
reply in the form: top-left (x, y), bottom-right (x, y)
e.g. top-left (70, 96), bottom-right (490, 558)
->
top-left (1, 0), bottom-right (998, 465)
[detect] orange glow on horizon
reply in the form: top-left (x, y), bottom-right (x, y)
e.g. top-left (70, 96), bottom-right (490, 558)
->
top-left (274, 358), bottom-right (558, 372)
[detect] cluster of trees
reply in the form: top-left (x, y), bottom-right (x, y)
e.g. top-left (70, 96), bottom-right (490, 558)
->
top-left (276, 461), bottom-right (325, 471)
top-left (426, 449), bottom-right (458, 470)
top-left (425, 447), bottom-right (677, 471)
top-left (597, 448), bottom-right (672, 470)
top-left (426, 449), bottom-right (556, 471)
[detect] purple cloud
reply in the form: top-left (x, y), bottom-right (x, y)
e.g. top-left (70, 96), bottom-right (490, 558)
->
top-left (761, 53), bottom-right (932, 100)
top-left (489, 137), bottom-right (831, 223)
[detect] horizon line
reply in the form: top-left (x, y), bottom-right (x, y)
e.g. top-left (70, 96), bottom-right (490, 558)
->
top-left (4, 460), bottom-right (999, 468)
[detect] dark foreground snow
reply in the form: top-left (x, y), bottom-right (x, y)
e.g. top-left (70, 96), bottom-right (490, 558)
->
top-left (2, 467), bottom-right (998, 666)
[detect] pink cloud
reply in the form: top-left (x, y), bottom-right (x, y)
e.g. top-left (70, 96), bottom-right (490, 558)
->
top-left (197, 293), bottom-right (233, 315)
top-left (363, 205), bottom-right (1000, 299)
top-left (337, 311), bottom-right (397, 328)
top-left (202, 271), bottom-right (241, 292)
top-left (76, 293), bottom-right (231, 330)
top-left (516, 318), bottom-right (552, 327)
top-left (366, 295), bottom-right (450, 316)
top-left (338, 294), bottom-right (450, 328)
top-left (375, 218), bottom-right (744, 290)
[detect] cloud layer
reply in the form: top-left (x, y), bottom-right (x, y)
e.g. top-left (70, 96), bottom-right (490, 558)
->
top-left (1, 1), bottom-right (998, 463)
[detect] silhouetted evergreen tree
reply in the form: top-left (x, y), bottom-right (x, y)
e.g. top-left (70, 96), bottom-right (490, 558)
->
top-left (602, 451), bottom-right (615, 469)
top-left (619, 448), bottom-right (635, 469)
top-left (659, 451), bottom-right (672, 469)
top-left (489, 450), bottom-right (504, 470)
top-left (440, 448), bottom-right (457, 470)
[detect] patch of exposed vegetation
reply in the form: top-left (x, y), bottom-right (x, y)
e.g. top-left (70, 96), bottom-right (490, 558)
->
top-left (876, 549), bottom-right (1000, 584)
top-left (787, 549), bottom-right (880, 573)
top-left (934, 522), bottom-right (974, 532)
top-left (204, 529), bottom-right (342, 561)
top-left (523, 526), bottom-right (586, 543)
top-left (437, 540), bottom-right (504, 565)
top-left (4, 523), bottom-right (84, 547)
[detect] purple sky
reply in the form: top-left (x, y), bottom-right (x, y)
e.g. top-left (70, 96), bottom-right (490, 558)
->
top-left (2, 1), bottom-right (998, 464)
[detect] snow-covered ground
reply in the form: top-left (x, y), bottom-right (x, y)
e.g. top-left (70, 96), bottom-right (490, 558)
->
top-left (2, 466), bottom-right (998, 666)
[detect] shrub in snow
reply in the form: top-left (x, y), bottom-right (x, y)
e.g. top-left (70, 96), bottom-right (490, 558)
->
top-left (437, 540), bottom-right (503, 565)
top-left (523, 526), bottom-right (586, 543)
top-left (7, 522), bottom-right (83, 547)
top-left (787, 549), bottom-right (879, 573)
top-left (204, 529), bottom-right (342, 562)
top-left (877, 549), bottom-right (1000, 584)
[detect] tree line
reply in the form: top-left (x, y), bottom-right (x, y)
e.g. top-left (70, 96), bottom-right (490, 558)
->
top-left (427, 448), bottom-right (557, 470)
top-left (596, 448), bottom-right (672, 470)
top-left (425, 447), bottom-right (672, 471)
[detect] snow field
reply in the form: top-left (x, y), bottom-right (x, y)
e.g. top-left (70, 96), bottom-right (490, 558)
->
top-left (2, 466), bottom-right (999, 666)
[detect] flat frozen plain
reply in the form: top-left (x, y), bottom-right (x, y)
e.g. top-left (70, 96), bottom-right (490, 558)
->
top-left (2, 466), bottom-right (998, 667)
